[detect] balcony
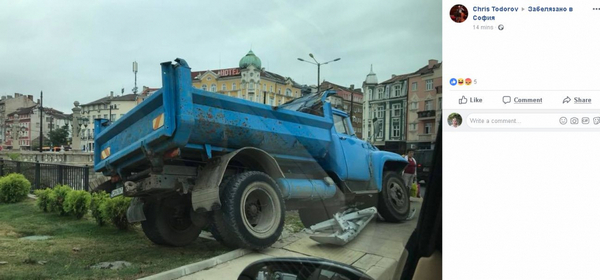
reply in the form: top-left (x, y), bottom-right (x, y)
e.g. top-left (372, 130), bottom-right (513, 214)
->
top-left (417, 110), bottom-right (436, 120)
top-left (418, 134), bottom-right (432, 141)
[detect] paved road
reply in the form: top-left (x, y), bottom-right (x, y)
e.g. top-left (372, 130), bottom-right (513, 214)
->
top-left (178, 198), bottom-right (423, 280)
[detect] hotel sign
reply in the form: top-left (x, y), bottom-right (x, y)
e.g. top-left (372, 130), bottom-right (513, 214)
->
top-left (218, 68), bottom-right (240, 77)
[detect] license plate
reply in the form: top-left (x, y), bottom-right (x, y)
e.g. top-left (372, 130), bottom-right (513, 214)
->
top-left (110, 187), bottom-right (124, 198)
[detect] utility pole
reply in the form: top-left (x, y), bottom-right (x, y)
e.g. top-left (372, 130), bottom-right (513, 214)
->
top-left (39, 91), bottom-right (43, 153)
top-left (133, 61), bottom-right (138, 94)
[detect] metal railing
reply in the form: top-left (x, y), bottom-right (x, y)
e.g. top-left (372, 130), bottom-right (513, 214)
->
top-left (0, 159), bottom-right (92, 191)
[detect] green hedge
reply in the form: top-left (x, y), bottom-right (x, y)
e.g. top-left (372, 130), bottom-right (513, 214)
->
top-left (100, 196), bottom-right (132, 230)
top-left (51, 185), bottom-right (73, 216)
top-left (34, 188), bottom-right (55, 212)
top-left (0, 173), bottom-right (31, 203)
top-left (91, 191), bottom-right (110, 226)
top-left (64, 190), bottom-right (92, 219)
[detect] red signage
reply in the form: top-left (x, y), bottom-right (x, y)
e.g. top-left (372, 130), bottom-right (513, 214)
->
top-left (218, 68), bottom-right (240, 77)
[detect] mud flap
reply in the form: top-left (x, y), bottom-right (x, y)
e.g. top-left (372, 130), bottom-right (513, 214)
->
top-left (126, 198), bottom-right (146, 223)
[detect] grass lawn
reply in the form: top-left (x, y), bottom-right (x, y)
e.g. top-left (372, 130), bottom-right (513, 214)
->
top-left (0, 199), bottom-right (229, 280)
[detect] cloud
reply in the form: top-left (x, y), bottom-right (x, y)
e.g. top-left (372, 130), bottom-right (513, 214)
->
top-left (0, 0), bottom-right (441, 113)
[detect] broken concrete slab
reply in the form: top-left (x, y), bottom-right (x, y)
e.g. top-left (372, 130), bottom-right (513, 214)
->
top-left (19, 235), bottom-right (51, 241)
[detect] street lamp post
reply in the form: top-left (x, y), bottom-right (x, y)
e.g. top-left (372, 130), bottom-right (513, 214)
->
top-left (297, 54), bottom-right (340, 94)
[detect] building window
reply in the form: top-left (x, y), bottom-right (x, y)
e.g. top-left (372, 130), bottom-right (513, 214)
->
top-left (270, 85), bottom-right (273, 92)
top-left (392, 119), bottom-right (400, 138)
top-left (263, 84), bottom-right (267, 91)
top-left (377, 88), bottom-right (384, 99)
top-left (222, 84), bottom-right (227, 91)
top-left (410, 123), bottom-right (417, 131)
top-left (278, 99), bottom-right (282, 106)
top-left (211, 84), bottom-right (217, 92)
top-left (278, 89), bottom-right (281, 95)
top-left (269, 97), bottom-right (274, 105)
top-left (376, 120), bottom-right (383, 138)
top-left (249, 83), bottom-right (255, 90)
top-left (207, 77), bottom-right (212, 81)
top-left (368, 89), bottom-right (373, 100)
top-left (285, 89), bottom-right (292, 96)
top-left (425, 123), bottom-right (433, 134)
top-left (392, 85), bottom-right (401, 97)
top-left (412, 82), bottom-right (417, 91)
top-left (425, 100), bottom-right (433, 111)
top-left (111, 114), bottom-right (116, 121)
top-left (392, 104), bottom-right (401, 117)
top-left (410, 102), bottom-right (418, 110)
top-left (202, 85), bottom-right (207, 91)
top-left (426, 80), bottom-right (433, 91)
top-left (104, 114), bottom-right (108, 119)
top-left (377, 105), bottom-right (384, 118)
top-left (438, 97), bottom-right (442, 110)
top-left (232, 83), bottom-right (237, 90)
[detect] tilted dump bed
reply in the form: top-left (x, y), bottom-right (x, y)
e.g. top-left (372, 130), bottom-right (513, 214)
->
top-left (94, 59), bottom-right (334, 176)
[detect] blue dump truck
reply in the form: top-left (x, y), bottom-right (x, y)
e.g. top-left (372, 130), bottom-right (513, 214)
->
top-left (94, 58), bottom-right (410, 250)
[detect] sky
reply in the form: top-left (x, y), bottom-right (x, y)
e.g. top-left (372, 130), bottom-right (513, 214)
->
top-left (0, 0), bottom-right (442, 113)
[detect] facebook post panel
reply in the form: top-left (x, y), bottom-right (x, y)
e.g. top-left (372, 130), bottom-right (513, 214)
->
top-left (444, 1), bottom-right (600, 279)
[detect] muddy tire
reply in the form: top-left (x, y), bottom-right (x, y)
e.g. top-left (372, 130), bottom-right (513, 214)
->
top-left (212, 171), bottom-right (285, 250)
top-left (298, 207), bottom-right (336, 229)
top-left (378, 172), bottom-right (410, 222)
top-left (141, 195), bottom-right (203, 247)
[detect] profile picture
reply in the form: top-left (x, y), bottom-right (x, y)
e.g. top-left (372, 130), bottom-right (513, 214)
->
top-left (448, 113), bottom-right (463, 128)
top-left (450, 4), bottom-right (468, 23)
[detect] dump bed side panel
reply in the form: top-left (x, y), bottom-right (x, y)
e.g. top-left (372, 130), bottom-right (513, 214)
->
top-left (189, 90), bottom-right (333, 159)
top-left (94, 60), bottom-right (194, 175)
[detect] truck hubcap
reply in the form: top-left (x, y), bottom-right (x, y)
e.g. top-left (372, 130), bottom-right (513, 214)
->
top-left (388, 181), bottom-right (408, 213)
top-left (240, 182), bottom-right (280, 238)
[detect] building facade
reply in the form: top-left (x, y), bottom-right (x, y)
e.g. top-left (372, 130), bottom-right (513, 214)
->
top-left (78, 92), bottom-right (138, 151)
top-left (406, 60), bottom-right (442, 150)
top-left (191, 50), bottom-right (303, 105)
top-left (0, 93), bottom-right (37, 144)
top-left (320, 81), bottom-right (364, 139)
top-left (3, 105), bottom-right (70, 150)
top-left (362, 66), bottom-right (410, 153)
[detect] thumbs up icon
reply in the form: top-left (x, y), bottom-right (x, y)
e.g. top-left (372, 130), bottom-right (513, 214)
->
top-left (459, 96), bottom-right (468, 105)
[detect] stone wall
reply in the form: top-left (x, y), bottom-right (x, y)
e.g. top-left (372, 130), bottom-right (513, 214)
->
top-left (0, 151), bottom-right (94, 166)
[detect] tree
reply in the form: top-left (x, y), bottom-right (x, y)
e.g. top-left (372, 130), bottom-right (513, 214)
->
top-left (48, 126), bottom-right (69, 147)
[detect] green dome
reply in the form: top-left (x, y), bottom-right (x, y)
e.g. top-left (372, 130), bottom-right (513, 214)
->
top-left (239, 50), bottom-right (262, 69)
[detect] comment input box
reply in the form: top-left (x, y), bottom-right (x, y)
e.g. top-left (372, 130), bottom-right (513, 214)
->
top-left (466, 114), bottom-right (600, 128)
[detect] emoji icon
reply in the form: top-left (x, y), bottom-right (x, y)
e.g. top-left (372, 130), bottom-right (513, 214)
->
top-left (450, 78), bottom-right (457, 86)
top-left (582, 117), bottom-right (590, 124)
top-left (465, 78), bottom-right (472, 85)
top-left (559, 117), bottom-right (567, 125)
top-left (458, 78), bottom-right (464, 85)
top-left (502, 96), bottom-right (511, 104)
top-left (594, 117), bottom-right (600, 125)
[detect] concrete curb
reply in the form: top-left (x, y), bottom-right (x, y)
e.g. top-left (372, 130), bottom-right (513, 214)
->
top-left (139, 248), bottom-right (252, 280)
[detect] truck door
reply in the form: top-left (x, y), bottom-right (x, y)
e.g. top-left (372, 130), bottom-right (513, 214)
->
top-left (333, 114), bottom-right (372, 190)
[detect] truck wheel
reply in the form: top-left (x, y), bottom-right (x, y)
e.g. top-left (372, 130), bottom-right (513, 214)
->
top-left (298, 207), bottom-right (336, 229)
top-left (209, 212), bottom-right (239, 248)
top-left (378, 172), bottom-right (410, 222)
top-left (213, 171), bottom-right (285, 250)
top-left (141, 195), bottom-right (202, 247)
